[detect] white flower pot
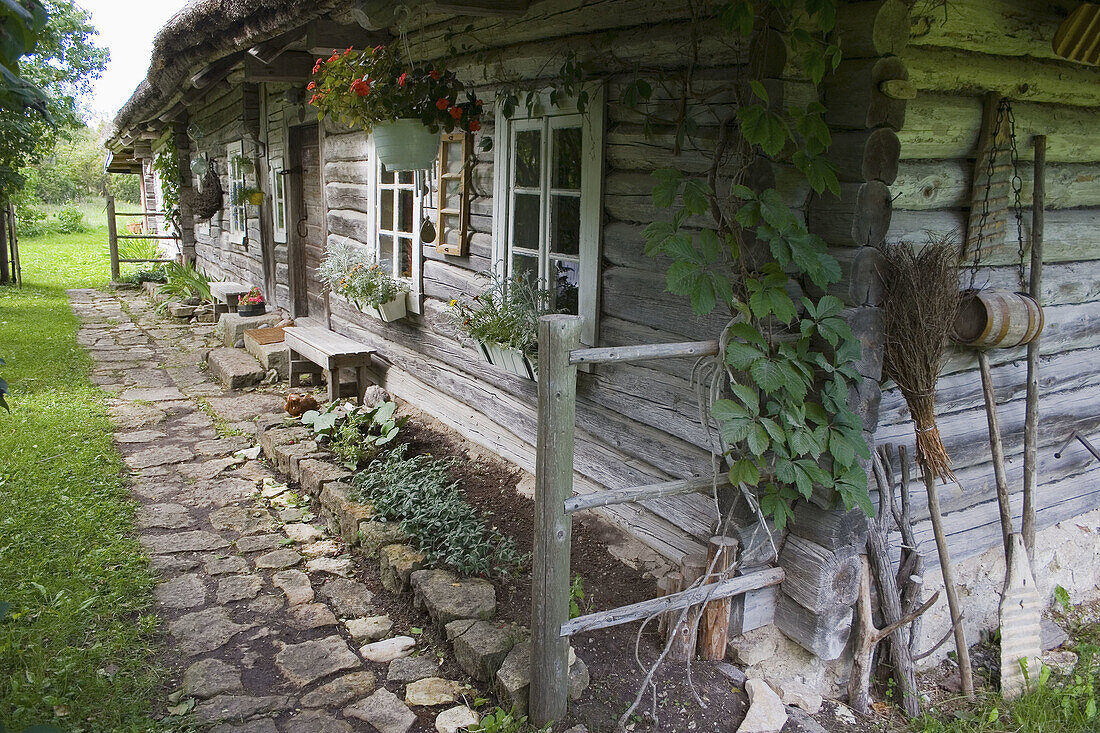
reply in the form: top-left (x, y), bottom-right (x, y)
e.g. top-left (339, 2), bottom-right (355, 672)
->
top-left (477, 340), bottom-right (537, 381)
top-left (370, 295), bottom-right (408, 323)
top-left (372, 119), bottom-right (440, 171)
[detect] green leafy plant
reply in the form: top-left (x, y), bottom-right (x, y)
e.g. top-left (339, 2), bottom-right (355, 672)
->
top-left (126, 268), bottom-right (166, 284)
top-left (229, 185), bottom-right (264, 206)
top-left (318, 238), bottom-right (409, 308)
top-left (469, 706), bottom-right (546, 733)
top-left (1056, 585), bottom-right (1072, 612)
top-left (0, 357), bottom-right (9, 412)
top-left (303, 400), bottom-right (407, 468)
top-left (54, 204), bottom-right (85, 233)
top-left (152, 139), bottom-right (181, 230)
top-left (309, 45), bottom-right (484, 134)
top-left (351, 446), bottom-right (527, 577)
top-left (158, 259), bottom-right (212, 302)
top-left (450, 273), bottom-right (556, 356)
top-left (568, 574), bottom-right (592, 620)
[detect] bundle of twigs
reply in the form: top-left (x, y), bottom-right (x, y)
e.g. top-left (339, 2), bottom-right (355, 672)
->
top-left (187, 159), bottom-right (223, 221)
top-left (880, 235), bottom-right (961, 481)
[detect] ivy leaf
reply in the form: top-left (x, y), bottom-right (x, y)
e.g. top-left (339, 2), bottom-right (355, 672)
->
top-left (749, 80), bottom-right (770, 104)
top-left (731, 183), bottom-right (756, 201)
top-left (710, 272), bottom-right (736, 308)
top-left (735, 200), bottom-right (761, 228)
top-left (730, 383), bottom-right (760, 415)
top-left (726, 341), bottom-right (764, 371)
top-left (728, 322), bottom-right (768, 349)
top-left (750, 359), bottom-right (786, 393)
top-left (737, 104), bottom-right (787, 157)
top-left (666, 260), bottom-right (702, 296)
top-left (728, 458), bottom-right (760, 487)
top-left (746, 422), bottom-right (770, 456)
top-left (652, 169), bottom-right (681, 208)
top-left (698, 229), bottom-right (723, 263)
top-left (760, 416), bottom-right (786, 444)
top-left (793, 150), bottom-right (840, 196)
top-left (682, 178), bottom-right (712, 216)
top-left (718, 0), bottom-right (755, 37)
top-left (691, 275), bottom-right (717, 316)
top-left (642, 221), bottom-right (675, 257)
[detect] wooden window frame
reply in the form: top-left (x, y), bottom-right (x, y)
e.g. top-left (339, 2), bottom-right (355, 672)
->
top-left (226, 140), bottom-right (247, 244)
top-left (366, 137), bottom-right (423, 314)
top-left (435, 132), bottom-right (470, 256)
top-left (270, 155), bottom-right (288, 244)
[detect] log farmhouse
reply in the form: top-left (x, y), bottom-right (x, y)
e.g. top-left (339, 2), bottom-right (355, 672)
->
top-left (105, 0), bottom-right (1100, 693)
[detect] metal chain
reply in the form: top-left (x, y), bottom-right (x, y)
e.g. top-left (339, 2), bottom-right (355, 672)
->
top-left (967, 101), bottom-right (1004, 290)
top-left (1005, 102), bottom-right (1028, 288)
top-left (968, 99), bottom-right (1026, 291)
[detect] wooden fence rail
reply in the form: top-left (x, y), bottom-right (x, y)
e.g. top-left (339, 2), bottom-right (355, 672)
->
top-left (107, 195), bottom-right (180, 281)
top-left (530, 315), bottom-right (784, 726)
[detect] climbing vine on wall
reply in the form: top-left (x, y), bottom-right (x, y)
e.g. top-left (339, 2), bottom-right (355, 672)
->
top-left (153, 138), bottom-right (181, 231)
top-left (638, 0), bottom-right (872, 528)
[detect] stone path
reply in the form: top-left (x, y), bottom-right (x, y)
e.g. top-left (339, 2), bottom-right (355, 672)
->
top-left (69, 288), bottom-right (478, 733)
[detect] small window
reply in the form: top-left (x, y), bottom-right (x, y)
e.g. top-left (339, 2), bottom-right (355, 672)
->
top-left (368, 140), bottom-right (423, 312)
top-left (436, 133), bottom-right (469, 256)
top-left (226, 140), bottom-right (247, 243)
top-left (270, 156), bottom-right (287, 243)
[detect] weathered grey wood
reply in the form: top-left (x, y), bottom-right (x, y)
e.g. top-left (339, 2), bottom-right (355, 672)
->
top-left (835, 0), bottom-right (910, 59)
top-left (790, 504), bottom-right (868, 551)
top-left (977, 349), bottom-right (1014, 558)
top-left (570, 340), bottom-right (719, 365)
top-left (728, 568), bottom-right (779, 636)
top-left (667, 554), bottom-right (706, 662)
top-left (829, 129), bottom-right (901, 184)
top-left (824, 57), bottom-right (909, 130)
top-left (1022, 136), bottom-right (1045, 564)
top-left (564, 475), bottom-right (728, 514)
top-left (892, 159), bottom-right (1100, 211)
top-left (774, 591), bottom-right (853, 661)
top-left (562, 566), bottom-right (785, 638)
top-left (530, 315), bottom-right (581, 726)
top-left (809, 181), bottom-right (893, 247)
top-left (778, 535), bottom-right (862, 614)
top-left (921, 467), bottom-right (974, 697)
top-left (699, 536), bottom-right (739, 660)
top-left (106, 196), bottom-right (121, 282)
top-left (908, 0), bottom-right (1079, 63)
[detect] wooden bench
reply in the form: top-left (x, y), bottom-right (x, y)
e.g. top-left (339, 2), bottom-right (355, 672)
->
top-left (209, 281), bottom-right (250, 315)
top-left (284, 326), bottom-right (375, 403)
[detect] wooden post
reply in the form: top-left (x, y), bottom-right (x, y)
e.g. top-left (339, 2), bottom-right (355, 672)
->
top-left (1022, 135), bottom-right (1046, 562)
top-left (668, 553), bottom-right (706, 662)
top-left (530, 314), bottom-right (581, 727)
top-left (922, 467), bottom-right (975, 698)
top-left (107, 195), bottom-right (120, 282)
top-left (699, 536), bottom-right (738, 659)
top-left (657, 571), bottom-right (682, 638)
top-left (977, 349), bottom-right (1014, 557)
top-left (0, 202), bottom-right (9, 284)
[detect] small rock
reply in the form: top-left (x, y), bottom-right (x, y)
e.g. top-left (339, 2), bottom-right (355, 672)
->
top-left (387, 654), bottom-right (439, 683)
top-left (736, 678), bottom-right (787, 733)
top-left (451, 620), bottom-right (522, 681)
top-left (216, 575), bottom-right (264, 604)
top-left (288, 603), bottom-right (339, 629)
top-left (279, 507), bottom-right (309, 523)
top-left (362, 385), bottom-right (391, 407)
top-left (233, 445), bottom-right (262, 460)
top-left (1042, 649), bottom-right (1079, 675)
top-left (307, 556), bottom-right (354, 577)
top-left (716, 661), bottom-right (747, 688)
top-left (204, 555), bottom-right (250, 576)
top-left (272, 569), bottom-right (314, 606)
top-left (493, 641), bottom-right (587, 716)
top-left (302, 539), bottom-right (343, 557)
top-left (320, 578), bottom-right (374, 617)
top-left (155, 574), bottom-right (207, 609)
top-left (357, 518), bottom-right (408, 556)
top-left (182, 658), bottom-right (243, 699)
top-left (275, 635), bottom-right (361, 688)
top-left (1042, 616), bottom-right (1069, 650)
top-left (405, 677), bottom-right (467, 707)
top-left (169, 608), bottom-right (255, 656)
top-left (411, 569), bottom-right (496, 625)
top-left (300, 671), bottom-right (377, 708)
top-left (255, 548), bottom-right (302, 569)
top-left (234, 534), bottom-right (284, 553)
top-left (379, 544), bottom-right (426, 593)
top-left (360, 635), bottom-right (416, 663)
top-left (281, 710), bottom-right (352, 733)
top-left (784, 706), bottom-right (828, 733)
top-left (344, 688), bottom-right (417, 733)
top-left (773, 678), bottom-right (822, 715)
top-left (261, 478), bottom-right (290, 499)
top-left (435, 705), bottom-right (479, 733)
top-left (346, 615), bottom-right (394, 642)
top-left (284, 523), bottom-right (324, 543)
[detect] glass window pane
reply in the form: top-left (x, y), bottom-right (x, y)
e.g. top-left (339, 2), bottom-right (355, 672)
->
top-left (441, 180), bottom-right (461, 211)
top-left (553, 127), bottom-right (582, 189)
top-left (379, 234), bottom-right (394, 271)
top-left (398, 237), bottom-right (412, 278)
top-left (512, 193), bottom-right (540, 250)
top-left (398, 189), bottom-right (414, 234)
top-left (442, 214), bottom-right (460, 245)
top-left (445, 141), bottom-right (463, 175)
top-left (380, 165), bottom-right (394, 184)
top-left (398, 170), bottom-right (414, 185)
top-left (552, 259), bottom-right (579, 315)
top-left (512, 251), bottom-right (538, 283)
top-left (514, 130), bottom-right (541, 188)
top-left (380, 189), bottom-right (394, 231)
top-left (551, 195), bottom-right (580, 256)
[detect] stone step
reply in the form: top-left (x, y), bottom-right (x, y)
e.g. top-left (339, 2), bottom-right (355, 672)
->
top-left (244, 328), bottom-right (289, 379)
top-left (206, 347), bottom-right (265, 390)
top-left (215, 312), bottom-right (283, 348)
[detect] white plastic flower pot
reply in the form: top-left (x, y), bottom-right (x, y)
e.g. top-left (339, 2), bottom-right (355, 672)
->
top-left (372, 119), bottom-right (440, 171)
top-left (477, 340), bottom-right (537, 381)
top-left (370, 295), bottom-right (408, 323)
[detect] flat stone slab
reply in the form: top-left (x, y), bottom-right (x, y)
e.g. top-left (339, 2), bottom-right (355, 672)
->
top-left (155, 574), bottom-right (207, 609)
top-left (234, 534), bottom-right (284, 553)
top-left (275, 635), bottom-right (360, 687)
top-left (280, 710), bottom-right (353, 733)
top-left (142, 530), bottom-right (231, 555)
top-left (272, 569), bottom-right (314, 606)
top-left (209, 505), bottom-right (276, 535)
top-left (405, 677), bottom-right (467, 707)
top-left (284, 522), bottom-right (324, 543)
top-left (386, 654), bottom-right (439, 683)
top-left (208, 720), bottom-right (279, 733)
top-left (204, 555), bottom-right (250, 576)
top-left (411, 569), bottom-right (496, 625)
top-left (300, 671), bottom-right (376, 708)
top-left (450, 620), bottom-right (522, 681)
top-left (255, 548), bottom-right (302, 569)
top-left (379, 544), bottom-right (425, 594)
top-left (346, 615), bottom-right (393, 642)
top-left (170, 608), bottom-right (255, 656)
top-left (117, 386), bottom-right (186, 402)
top-left (216, 575), bottom-right (264, 603)
top-left (319, 579), bottom-right (374, 617)
top-left (207, 348), bottom-right (265, 390)
top-left (287, 603), bottom-right (339, 629)
top-left (344, 688), bottom-right (417, 733)
top-left (116, 429), bottom-right (166, 444)
top-left (216, 312), bottom-right (284, 348)
top-left (193, 694), bottom-right (293, 723)
top-left (124, 444), bottom-right (194, 469)
top-left (182, 658), bottom-right (244, 699)
top-left (135, 503), bottom-right (194, 530)
top-left (306, 556), bottom-right (354, 577)
top-left (244, 336), bottom-right (288, 380)
top-left (436, 706), bottom-right (479, 733)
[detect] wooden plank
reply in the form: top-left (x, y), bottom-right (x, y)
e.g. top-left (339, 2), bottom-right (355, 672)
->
top-left (777, 535), bottom-right (862, 614)
top-left (892, 160), bottom-right (1100, 212)
top-left (909, 0), bottom-right (1084, 63)
top-left (565, 475), bottom-right (728, 514)
top-left (570, 340), bottom-right (719, 365)
top-left (561, 567), bottom-right (785, 637)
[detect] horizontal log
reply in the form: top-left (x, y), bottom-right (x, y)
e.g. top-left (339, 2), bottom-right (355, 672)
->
top-left (829, 129), bottom-right (901, 184)
top-left (774, 591), bottom-right (854, 661)
top-left (559, 567), bottom-right (786, 637)
top-left (778, 535), bottom-right (862, 613)
top-left (892, 160), bottom-right (1100, 211)
top-left (835, 0), bottom-right (911, 59)
top-left (565, 474), bottom-right (729, 514)
top-left (571, 340), bottom-right (719, 365)
top-left (601, 266), bottom-right (737, 342)
top-left (909, 0), bottom-right (1082, 63)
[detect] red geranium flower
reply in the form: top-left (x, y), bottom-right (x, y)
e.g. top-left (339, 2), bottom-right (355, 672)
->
top-left (350, 78), bottom-right (370, 97)
top-left (309, 94), bottom-right (320, 105)
top-left (345, 46), bottom-right (353, 55)
top-left (469, 120), bottom-right (481, 132)
top-left (328, 52), bottom-right (339, 62)
top-left (449, 106), bottom-right (463, 119)
top-left (307, 81), bottom-right (316, 90)
top-left (313, 59), bottom-right (322, 73)
top-left (435, 98), bottom-right (449, 110)
top-left (429, 69), bottom-right (440, 80)
top-left (397, 72), bottom-right (409, 87)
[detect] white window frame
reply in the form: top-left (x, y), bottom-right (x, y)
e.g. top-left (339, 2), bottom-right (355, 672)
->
top-left (492, 85), bottom-right (605, 347)
top-left (226, 140), bottom-right (247, 244)
top-left (366, 138), bottom-right (423, 314)
top-left (270, 156), bottom-right (288, 244)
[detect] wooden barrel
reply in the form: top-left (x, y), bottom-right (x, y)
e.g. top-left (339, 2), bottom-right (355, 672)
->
top-left (953, 290), bottom-right (1044, 349)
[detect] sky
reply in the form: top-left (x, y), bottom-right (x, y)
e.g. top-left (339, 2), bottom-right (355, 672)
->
top-left (79, 0), bottom-right (190, 122)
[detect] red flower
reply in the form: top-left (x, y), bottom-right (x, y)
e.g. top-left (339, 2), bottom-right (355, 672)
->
top-left (374, 45), bottom-right (384, 52)
top-left (429, 69), bottom-right (440, 80)
top-left (469, 120), bottom-right (481, 132)
top-left (435, 98), bottom-right (449, 110)
top-left (449, 106), bottom-right (463, 120)
top-left (309, 94), bottom-right (320, 105)
top-left (345, 46), bottom-right (353, 55)
top-left (398, 72), bottom-right (409, 87)
top-left (350, 78), bottom-right (370, 97)
top-left (475, 99), bottom-right (483, 107)
top-left (307, 81), bottom-right (316, 90)
top-left (313, 59), bottom-right (322, 73)
top-left (328, 52), bottom-right (339, 62)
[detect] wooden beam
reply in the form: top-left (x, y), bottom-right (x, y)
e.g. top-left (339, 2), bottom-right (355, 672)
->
top-left (248, 28), bottom-right (303, 65)
top-left (570, 340), bottom-right (719, 365)
top-left (244, 52), bottom-right (316, 83)
top-left (564, 475), bottom-right (729, 514)
top-left (429, 0), bottom-right (531, 15)
top-left (305, 20), bottom-right (387, 53)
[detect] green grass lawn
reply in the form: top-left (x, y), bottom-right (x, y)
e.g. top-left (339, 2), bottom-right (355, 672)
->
top-left (0, 225), bottom-right (167, 731)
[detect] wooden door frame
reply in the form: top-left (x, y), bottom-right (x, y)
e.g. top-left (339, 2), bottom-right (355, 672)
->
top-left (286, 123), bottom-right (319, 319)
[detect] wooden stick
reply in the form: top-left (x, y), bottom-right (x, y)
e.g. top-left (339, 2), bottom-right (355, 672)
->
top-left (569, 340), bottom-right (719, 365)
top-left (895, 446), bottom-right (926, 658)
top-left (977, 349), bottom-right (1014, 558)
top-left (699, 536), bottom-right (739, 660)
top-left (564, 474), bottom-right (729, 514)
top-left (107, 195), bottom-right (120, 282)
top-left (656, 571), bottom-right (682, 638)
top-left (667, 554), bottom-right (706, 662)
top-left (922, 467), bottom-right (975, 698)
top-left (530, 315), bottom-right (581, 726)
top-left (1022, 134), bottom-right (1046, 563)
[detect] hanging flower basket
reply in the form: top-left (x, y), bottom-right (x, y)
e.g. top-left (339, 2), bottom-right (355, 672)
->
top-left (477, 340), bottom-right (537, 381)
top-left (372, 119), bottom-right (441, 171)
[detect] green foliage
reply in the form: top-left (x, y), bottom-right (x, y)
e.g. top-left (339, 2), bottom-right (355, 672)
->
top-left (351, 447), bottom-right (527, 578)
top-left (158, 260), bottom-right (212, 302)
top-left (568, 574), bottom-right (592, 620)
top-left (0, 357), bottom-right (9, 412)
top-left (469, 707), bottom-right (546, 733)
top-left (318, 238), bottom-right (410, 308)
top-left (126, 268), bottom-right (166, 285)
top-left (450, 273), bottom-right (556, 355)
top-left (152, 139), bottom-right (180, 230)
top-left (302, 400), bottom-right (407, 468)
top-left (52, 203), bottom-right (83, 232)
top-left (1056, 585), bottom-right (1072, 612)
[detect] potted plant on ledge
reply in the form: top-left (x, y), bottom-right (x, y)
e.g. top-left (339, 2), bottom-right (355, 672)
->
top-left (450, 275), bottom-right (555, 381)
top-left (237, 287), bottom-right (266, 317)
top-left (307, 45), bottom-right (484, 171)
top-left (319, 239), bottom-right (409, 323)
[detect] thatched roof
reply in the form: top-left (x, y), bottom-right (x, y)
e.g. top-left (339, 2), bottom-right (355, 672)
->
top-left (107, 0), bottom-right (345, 145)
